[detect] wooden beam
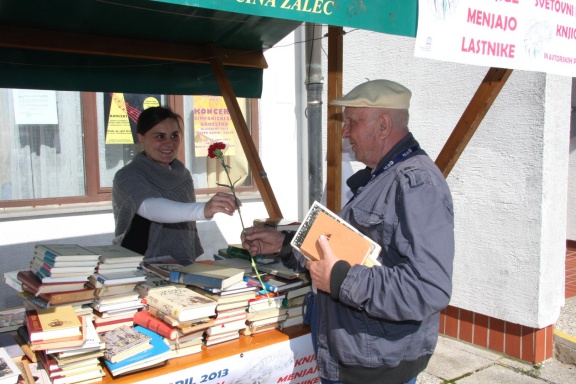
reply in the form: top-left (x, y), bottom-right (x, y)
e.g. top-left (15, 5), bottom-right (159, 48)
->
top-left (435, 67), bottom-right (513, 178)
top-left (0, 24), bottom-right (268, 69)
top-left (325, 26), bottom-right (344, 213)
top-left (209, 52), bottom-right (283, 219)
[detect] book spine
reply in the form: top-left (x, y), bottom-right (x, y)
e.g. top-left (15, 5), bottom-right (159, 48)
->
top-left (133, 311), bottom-right (178, 340)
top-left (168, 271), bottom-right (221, 289)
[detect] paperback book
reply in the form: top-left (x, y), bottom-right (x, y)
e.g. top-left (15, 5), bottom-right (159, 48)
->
top-left (291, 201), bottom-right (382, 267)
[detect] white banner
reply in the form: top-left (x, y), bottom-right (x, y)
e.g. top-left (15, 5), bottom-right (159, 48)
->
top-left (414, 0), bottom-right (576, 77)
top-left (134, 334), bottom-right (319, 384)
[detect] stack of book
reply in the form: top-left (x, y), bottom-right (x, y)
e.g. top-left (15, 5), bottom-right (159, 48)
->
top-left (22, 306), bottom-right (86, 353)
top-left (21, 244), bottom-right (102, 311)
top-left (144, 286), bottom-right (218, 344)
top-left (132, 310), bottom-right (203, 358)
top-left (102, 326), bottom-right (171, 377)
top-left (91, 292), bottom-right (143, 333)
top-left (88, 270), bottom-right (146, 333)
top-left (243, 291), bottom-right (286, 335)
top-left (36, 318), bottom-right (106, 384)
top-left (88, 244), bottom-right (144, 275)
top-left (280, 279), bottom-right (312, 329)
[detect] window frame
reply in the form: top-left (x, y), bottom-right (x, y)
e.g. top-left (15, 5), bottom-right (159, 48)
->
top-left (0, 92), bottom-right (260, 209)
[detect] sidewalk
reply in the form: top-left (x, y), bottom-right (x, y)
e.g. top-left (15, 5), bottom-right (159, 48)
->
top-left (419, 296), bottom-right (576, 383)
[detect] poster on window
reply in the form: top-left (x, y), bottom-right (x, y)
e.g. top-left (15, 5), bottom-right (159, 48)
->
top-left (414, 0), bottom-right (576, 77)
top-left (12, 89), bottom-right (58, 125)
top-left (193, 96), bottom-right (237, 157)
top-left (104, 93), bottom-right (160, 144)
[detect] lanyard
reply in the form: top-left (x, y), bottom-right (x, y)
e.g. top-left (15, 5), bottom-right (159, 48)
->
top-left (345, 144), bottom-right (420, 206)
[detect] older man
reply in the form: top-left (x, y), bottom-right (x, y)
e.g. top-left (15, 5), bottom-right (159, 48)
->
top-left (242, 79), bottom-right (455, 384)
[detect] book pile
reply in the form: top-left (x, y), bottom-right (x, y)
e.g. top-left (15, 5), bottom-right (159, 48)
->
top-left (36, 318), bottom-right (106, 384)
top-left (19, 244), bottom-right (101, 311)
top-left (102, 325), bottom-right (171, 377)
top-left (89, 244), bottom-right (144, 275)
top-left (143, 286), bottom-right (218, 346)
top-left (91, 292), bottom-right (143, 334)
top-left (21, 306), bottom-right (86, 352)
top-left (280, 277), bottom-right (313, 329)
top-left (243, 291), bottom-right (286, 335)
top-left (88, 269), bottom-right (146, 333)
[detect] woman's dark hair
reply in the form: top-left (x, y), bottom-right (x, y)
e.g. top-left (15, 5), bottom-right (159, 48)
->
top-left (137, 106), bottom-right (183, 135)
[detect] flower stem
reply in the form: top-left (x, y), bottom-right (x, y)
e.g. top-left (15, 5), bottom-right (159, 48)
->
top-left (219, 157), bottom-right (270, 303)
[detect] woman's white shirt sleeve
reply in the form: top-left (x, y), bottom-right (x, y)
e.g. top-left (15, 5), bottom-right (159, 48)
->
top-left (137, 198), bottom-right (207, 223)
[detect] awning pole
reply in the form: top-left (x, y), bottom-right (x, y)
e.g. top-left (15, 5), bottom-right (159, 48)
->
top-left (436, 67), bottom-right (513, 178)
top-left (325, 26), bottom-right (344, 213)
top-left (209, 50), bottom-right (283, 218)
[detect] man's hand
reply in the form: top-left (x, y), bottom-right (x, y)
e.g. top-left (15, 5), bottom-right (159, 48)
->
top-left (306, 235), bottom-right (339, 294)
top-left (241, 226), bottom-right (285, 256)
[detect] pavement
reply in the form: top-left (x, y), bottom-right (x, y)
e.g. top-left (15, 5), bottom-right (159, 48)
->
top-left (418, 297), bottom-right (576, 383)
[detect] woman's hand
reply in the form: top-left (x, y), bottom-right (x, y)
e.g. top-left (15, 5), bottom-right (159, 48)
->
top-left (204, 192), bottom-right (241, 219)
top-left (241, 226), bottom-right (285, 256)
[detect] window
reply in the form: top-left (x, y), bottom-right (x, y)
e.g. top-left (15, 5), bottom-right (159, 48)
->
top-left (0, 89), bottom-right (259, 208)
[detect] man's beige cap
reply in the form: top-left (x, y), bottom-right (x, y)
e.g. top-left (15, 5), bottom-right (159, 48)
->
top-left (330, 79), bottom-right (411, 109)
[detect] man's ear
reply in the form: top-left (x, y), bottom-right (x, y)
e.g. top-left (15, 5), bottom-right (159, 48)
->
top-left (137, 133), bottom-right (144, 145)
top-left (378, 112), bottom-right (392, 139)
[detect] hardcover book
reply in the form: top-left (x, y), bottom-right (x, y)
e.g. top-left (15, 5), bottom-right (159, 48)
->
top-left (133, 310), bottom-right (179, 340)
top-left (85, 244), bottom-right (144, 264)
top-left (291, 201), bottom-right (382, 267)
top-left (88, 269), bottom-right (146, 288)
top-left (102, 325), bottom-right (152, 363)
top-left (17, 270), bottom-right (87, 296)
top-left (0, 347), bottom-right (22, 384)
top-left (34, 244), bottom-right (100, 261)
top-left (35, 288), bottom-right (96, 306)
top-left (145, 286), bottom-right (218, 322)
top-left (167, 263), bottom-right (245, 290)
top-left (25, 306), bottom-right (83, 342)
top-left (103, 326), bottom-right (171, 377)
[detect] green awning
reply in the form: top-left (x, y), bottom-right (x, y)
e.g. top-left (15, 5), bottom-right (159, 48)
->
top-left (0, 0), bottom-right (418, 97)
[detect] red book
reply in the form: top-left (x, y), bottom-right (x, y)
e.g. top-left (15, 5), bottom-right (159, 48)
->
top-left (133, 310), bottom-right (179, 340)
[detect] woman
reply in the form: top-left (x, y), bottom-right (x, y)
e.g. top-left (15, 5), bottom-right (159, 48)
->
top-left (112, 106), bottom-right (240, 263)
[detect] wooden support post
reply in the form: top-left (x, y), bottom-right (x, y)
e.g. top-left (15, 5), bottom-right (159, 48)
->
top-left (435, 67), bottom-right (513, 178)
top-left (209, 53), bottom-right (283, 218)
top-left (325, 26), bottom-right (344, 213)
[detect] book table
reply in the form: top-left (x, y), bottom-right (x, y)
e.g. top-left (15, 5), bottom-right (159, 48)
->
top-left (101, 325), bottom-right (318, 384)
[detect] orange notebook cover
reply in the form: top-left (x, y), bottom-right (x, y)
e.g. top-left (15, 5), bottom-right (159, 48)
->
top-left (291, 201), bottom-right (381, 267)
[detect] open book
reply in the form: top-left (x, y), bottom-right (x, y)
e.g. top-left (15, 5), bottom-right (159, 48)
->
top-left (291, 201), bottom-right (381, 267)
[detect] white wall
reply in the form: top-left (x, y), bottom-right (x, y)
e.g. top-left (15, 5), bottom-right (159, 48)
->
top-left (567, 80), bottom-right (576, 242)
top-left (321, 29), bottom-right (570, 328)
